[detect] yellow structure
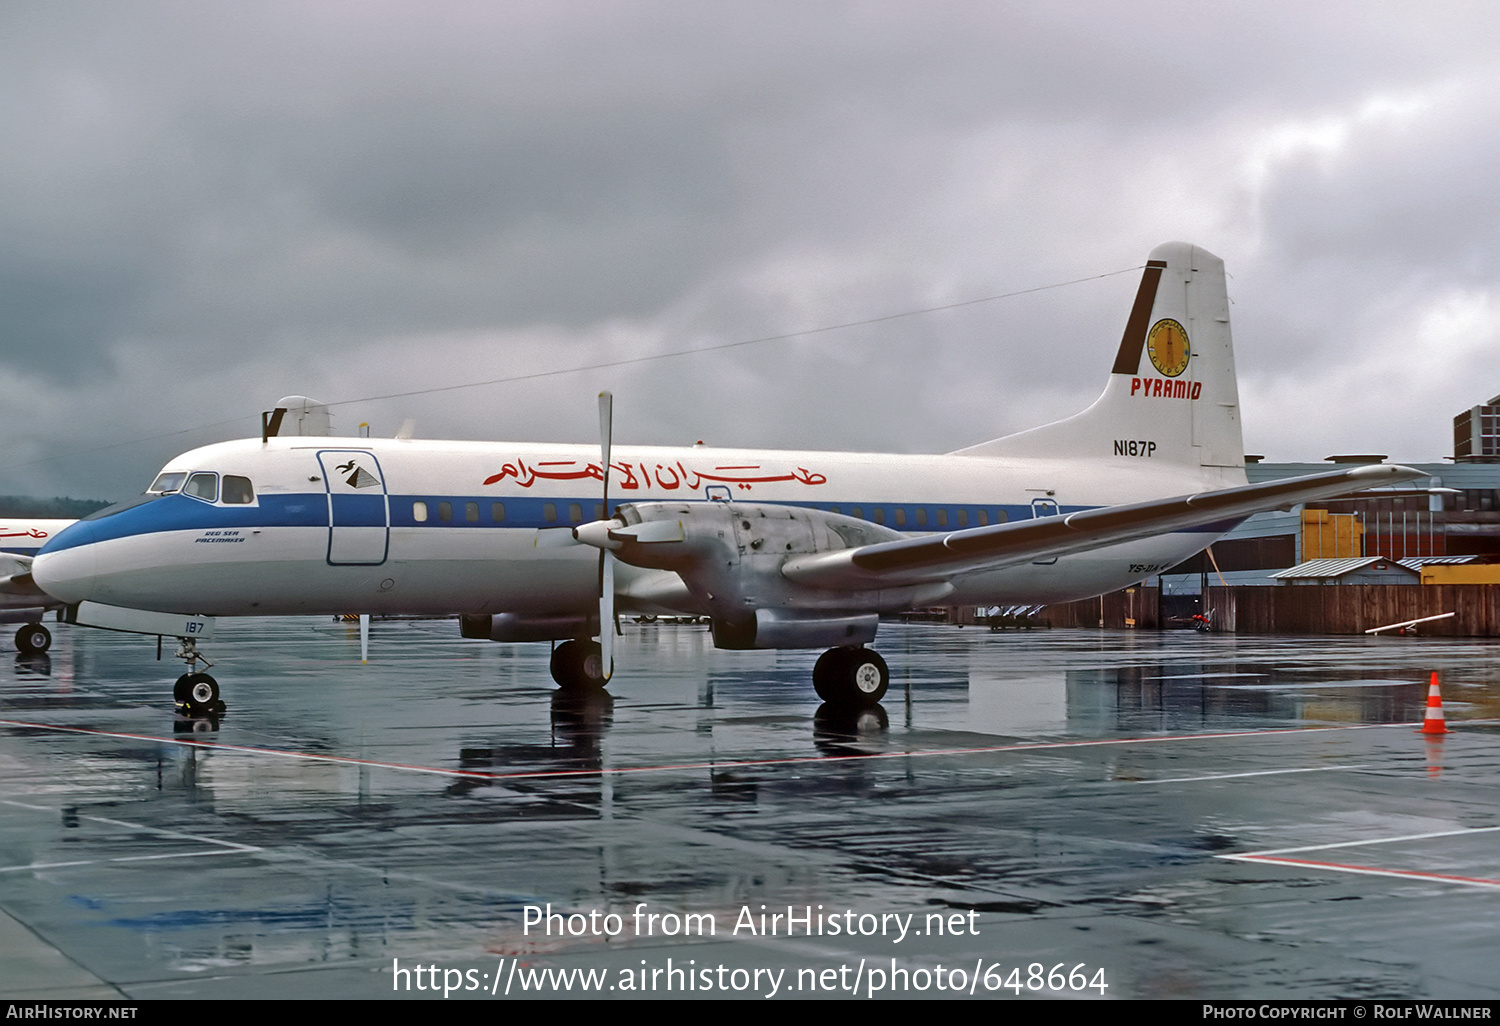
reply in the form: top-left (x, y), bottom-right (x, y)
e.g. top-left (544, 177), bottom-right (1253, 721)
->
top-left (1421, 565), bottom-right (1500, 585)
top-left (1301, 509), bottom-right (1362, 559)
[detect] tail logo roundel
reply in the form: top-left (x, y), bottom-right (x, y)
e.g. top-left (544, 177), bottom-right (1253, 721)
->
top-left (1146, 318), bottom-right (1191, 377)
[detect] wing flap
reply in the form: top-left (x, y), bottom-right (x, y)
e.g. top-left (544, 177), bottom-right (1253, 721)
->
top-left (782, 464), bottom-right (1424, 588)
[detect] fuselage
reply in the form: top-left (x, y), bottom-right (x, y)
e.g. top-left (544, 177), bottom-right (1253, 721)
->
top-left (32, 435), bottom-right (1246, 618)
top-left (1, 519), bottom-right (73, 620)
top-left (1, 519), bottom-right (74, 557)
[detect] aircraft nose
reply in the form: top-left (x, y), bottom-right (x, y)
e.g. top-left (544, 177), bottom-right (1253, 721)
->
top-left (32, 523), bottom-right (99, 604)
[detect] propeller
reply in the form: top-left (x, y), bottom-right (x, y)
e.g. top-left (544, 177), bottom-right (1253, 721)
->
top-left (577, 392), bottom-right (685, 680)
top-left (597, 390), bottom-right (615, 681)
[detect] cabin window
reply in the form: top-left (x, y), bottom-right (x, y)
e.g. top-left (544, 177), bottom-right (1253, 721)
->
top-left (183, 473), bottom-right (218, 502)
top-left (221, 476), bottom-right (255, 504)
top-left (830, 505), bottom-right (841, 515)
top-left (851, 507), bottom-right (862, 519)
top-left (491, 502), bottom-right (505, 522)
top-left (544, 503), bottom-right (557, 523)
top-left (413, 501), bottom-right (428, 522)
top-left (915, 508), bottom-right (927, 527)
top-left (935, 508), bottom-right (947, 528)
top-left (438, 501), bottom-right (453, 522)
top-left (956, 509), bottom-right (968, 528)
top-left (465, 501), bottom-right (479, 522)
top-left (976, 509), bottom-right (988, 526)
top-left (994, 509), bottom-right (1009, 524)
top-left (872, 508), bottom-right (884, 525)
top-left (568, 503), bottom-right (582, 523)
top-left (894, 508), bottom-right (906, 527)
top-left (594, 503), bottom-right (604, 520)
top-left (149, 472), bottom-right (186, 494)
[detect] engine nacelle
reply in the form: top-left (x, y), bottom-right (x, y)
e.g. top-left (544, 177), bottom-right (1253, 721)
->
top-left (460, 612), bottom-right (594, 642)
top-left (710, 609), bottom-right (879, 650)
top-left (602, 501), bottom-right (953, 649)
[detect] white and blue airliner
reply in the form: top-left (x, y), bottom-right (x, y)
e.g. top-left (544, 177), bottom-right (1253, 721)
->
top-left (32, 243), bottom-right (1419, 714)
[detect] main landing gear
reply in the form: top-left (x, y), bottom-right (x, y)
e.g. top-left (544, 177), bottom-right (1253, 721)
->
top-left (544, 637), bottom-right (890, 711)
top-left (549, 639), bottom-right (610, 692)
top-left (812, 646), bottom-right (889, 707)
top-left (172, 637), bottom-right (224, 717)
top-left (14, 623), bottom-right (51, 655)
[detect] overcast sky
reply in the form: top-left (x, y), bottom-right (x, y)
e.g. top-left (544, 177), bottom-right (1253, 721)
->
top-left (4, 1), bottom-right (1500, 501)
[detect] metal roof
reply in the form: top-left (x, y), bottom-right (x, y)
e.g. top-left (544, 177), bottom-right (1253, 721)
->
top-left (1268, 557), bottom-right (1420, 580)
top-left (1396, 555), bottom-right (1479, 570)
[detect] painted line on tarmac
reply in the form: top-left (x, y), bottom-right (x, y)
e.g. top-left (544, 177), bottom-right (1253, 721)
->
top-left (0, 798), bottom-right (264, 874)
top-left (0, 850), bottom-right (248, 874)
top-left (1131, 765), bottom-right (1365, 784)
top-left (1220, 825), bottom-right (1500, 890)
top-left (0, 717), bottom-right (1412, 782)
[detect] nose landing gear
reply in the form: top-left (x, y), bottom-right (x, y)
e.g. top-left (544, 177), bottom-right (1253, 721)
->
top-left (172, 637), bottom-right (224, 717)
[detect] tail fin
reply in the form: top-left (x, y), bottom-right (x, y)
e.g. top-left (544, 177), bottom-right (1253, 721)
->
top-left (955, 241), bottom-right (1245, 475)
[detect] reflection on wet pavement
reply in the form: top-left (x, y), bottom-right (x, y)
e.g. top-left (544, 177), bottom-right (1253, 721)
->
top-left (2, 619), bottom-right (1497, 999)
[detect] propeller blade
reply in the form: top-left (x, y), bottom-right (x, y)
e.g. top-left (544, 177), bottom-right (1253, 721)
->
top-left (597, 390), bottom-right (615, 681)
top-left (600, 551), bottom-right (615, 680)
top-left (598, 391), bottom-right (613, 507)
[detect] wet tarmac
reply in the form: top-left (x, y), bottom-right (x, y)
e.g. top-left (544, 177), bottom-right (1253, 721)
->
top-left (1, 618), bottom-right (1498, 1000)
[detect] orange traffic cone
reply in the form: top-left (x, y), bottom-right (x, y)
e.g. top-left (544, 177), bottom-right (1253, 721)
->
top-left (1420, 672), bottom-right (1450, 735)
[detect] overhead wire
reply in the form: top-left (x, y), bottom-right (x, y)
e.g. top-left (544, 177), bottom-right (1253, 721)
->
top-left (0, 263), bottom-right (1143, 475)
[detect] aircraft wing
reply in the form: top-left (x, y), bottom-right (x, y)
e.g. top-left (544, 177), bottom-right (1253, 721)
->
top-left (781, 464), bottom-right (1424, 589)
top-left (0, 552), bottom-right (33, 589)
top-left (0, 553), bottom-right (55, 608)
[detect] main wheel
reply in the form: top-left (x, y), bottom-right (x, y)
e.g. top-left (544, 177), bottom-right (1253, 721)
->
top-left (176, 672), bottom-right (220, 715)
top-left (15, 623), bottom-right (51, 655)
top-left (812, 646), bottom-right (888, 707)
top-left (549, 639), bottom-right (609, 691)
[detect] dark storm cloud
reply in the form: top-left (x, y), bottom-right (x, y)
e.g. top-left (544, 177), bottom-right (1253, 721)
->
top-left (6, 1), bottom-right (1500, 496)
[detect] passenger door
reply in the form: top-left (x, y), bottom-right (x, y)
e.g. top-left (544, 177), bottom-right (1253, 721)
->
top-left (317, 450), bottom-right (389, 565)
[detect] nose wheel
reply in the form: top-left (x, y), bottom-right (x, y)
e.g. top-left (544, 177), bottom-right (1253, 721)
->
top-left (171, 637), bottom-right (224, 716)
top-left (174, 672), bottom-right (223, 716)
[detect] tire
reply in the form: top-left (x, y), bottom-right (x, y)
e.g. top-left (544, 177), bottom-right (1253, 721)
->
top-left (812, 646), bottom-right (888, 707)
top-left (550, 639), bottom-right (609, 691)
top-left (15, 623), bottom-right (51, 655)
top-left (178, 672), bottom-right (220, 715)
top-left (812, 648), bottom-right (850, 702)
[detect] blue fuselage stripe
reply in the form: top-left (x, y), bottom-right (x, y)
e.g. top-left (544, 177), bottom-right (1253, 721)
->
top-left (37, 492), bottom-right (1240, 555)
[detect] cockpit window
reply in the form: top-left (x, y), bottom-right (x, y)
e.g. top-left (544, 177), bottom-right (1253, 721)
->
top-left (183, 473), bottom-right (218, 502)
top-left (221, 476), bottom-right (255, 504)
top-left (149, 472), bottom-right (186, 494)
